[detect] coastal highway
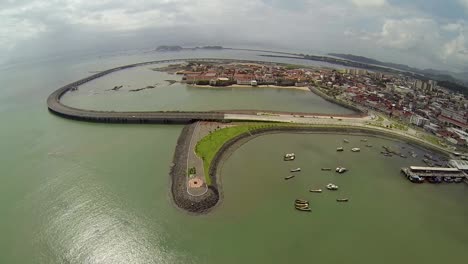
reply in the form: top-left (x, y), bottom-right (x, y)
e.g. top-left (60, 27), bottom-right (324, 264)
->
top-left (47, 58), bottom-right (367, 124)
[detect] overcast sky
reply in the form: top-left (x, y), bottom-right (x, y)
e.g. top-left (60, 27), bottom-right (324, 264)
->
top-left (1, 0), bottom-right (468, 72)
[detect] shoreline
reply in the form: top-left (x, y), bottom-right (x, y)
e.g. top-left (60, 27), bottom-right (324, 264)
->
top-left (187, 84), bottom-right (310, 92)
top-left (170, 124), bottom-right (451, 215)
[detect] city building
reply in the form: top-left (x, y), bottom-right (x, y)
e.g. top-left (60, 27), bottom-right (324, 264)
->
top-left (410, 114), bottom-right (429, 127)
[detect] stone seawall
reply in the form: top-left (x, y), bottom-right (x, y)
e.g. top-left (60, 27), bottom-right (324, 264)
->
top-left (169, 124), bottom-right (219, 214)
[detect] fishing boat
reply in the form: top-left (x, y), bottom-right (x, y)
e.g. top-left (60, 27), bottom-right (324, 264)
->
top-left (285, 175), bottom-right (295, 180)
top-left (343, 139), bottom-right (349, 143)
top-left (407, 174), bottom-right (424, 183)
top-left (295, 206), bottom-right (311, 212)
top-left (336, 167), bottom-right (347, 173)
top-left (290, 168), bottom-right (301, 172)
top-left (427, 177), bottom-right (442, 184)
top-left (351, 148), bottom-right (361, 152)
top-left (284, 153), bottom-right (295, 161)
top-left (295, 199), bottom-right (308, 204)
top-left (309, 189), bottom-right (323, 193)
top-left (443, 177), bottom-right (454, 183)
top-left (326, 183), bottom-right (339, 190)
top-left (321, 168), bottom-right (332, 171)
top-left (337, 147), bottom-right (344, 152)
top-left (336, 198), bottom-right (349, 202)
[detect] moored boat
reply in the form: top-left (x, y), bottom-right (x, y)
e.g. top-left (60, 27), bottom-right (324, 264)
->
top-left (285, 175), bottom-right (295, 180)
top-left (309, 189), bottom-right (323, 193)
top-left (295, 206), bottom-right (311, 212)
top-left (454, 177), bottom-right (463, 183)
top-left (295, 199), bottom-right (308, 204)
top-left (337, 147), bottom-right (344, 152)
top-left (284, 153), bottom-right (296, 161)
top-left (407, 174), bottom-right (424, 183)
top-left (343, 139), bottom-right (349, 143)
top-left (443, 177), bottom-right (454, 183)
top-left (336, 198), bottom-right (349, 202)
top-left (336, 167), bottom-right (347, 173)
top-left (321, 168), bottom-right (332, 171)
top-left (290, 168), bottom-right (301, 172)
top-left (326, 183), bottom-right (339, 190)
top-left (351, 148), bottom-right (361, 152)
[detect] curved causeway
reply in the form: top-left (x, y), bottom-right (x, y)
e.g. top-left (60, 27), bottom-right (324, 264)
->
top-left (47, 58), bottom-right (450, 214)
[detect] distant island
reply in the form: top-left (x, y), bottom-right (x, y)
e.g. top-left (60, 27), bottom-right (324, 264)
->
top-left (156, 45), bottom-right (183, 52)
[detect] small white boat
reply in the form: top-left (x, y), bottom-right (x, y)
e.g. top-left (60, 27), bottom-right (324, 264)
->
top-left (290, 168), bottom-right (301, 172)
top-left (326, 183), bottom-right (339, 190)
top-left (337, 147), bottom-right (344, 152)
top-left (351, 148), bottom-right (361, 152)
top-left (284, 153), bottom-right (295, 161)
top-left (343, 139), bottom-right (349, 143)
top-left (336, 167), bottom-right (347, 173)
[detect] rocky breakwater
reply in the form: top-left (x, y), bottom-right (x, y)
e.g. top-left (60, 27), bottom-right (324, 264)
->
top-left (170, 124), bottom-right (219, 214)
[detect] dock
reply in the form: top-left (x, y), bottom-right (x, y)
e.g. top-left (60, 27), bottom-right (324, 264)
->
top-left (401, 166), bottom-right (467, 180)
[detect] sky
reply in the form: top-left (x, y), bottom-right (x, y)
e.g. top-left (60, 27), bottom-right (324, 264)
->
top-left (1, 0), bottom-right (468, 72)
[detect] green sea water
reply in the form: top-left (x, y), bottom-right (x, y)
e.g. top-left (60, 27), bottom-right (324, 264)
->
top-left (0, 49), bottom-right (467, 263)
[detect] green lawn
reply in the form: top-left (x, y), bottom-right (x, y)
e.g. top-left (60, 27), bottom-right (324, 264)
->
top-left (195, 124), bottom-right (282, 185)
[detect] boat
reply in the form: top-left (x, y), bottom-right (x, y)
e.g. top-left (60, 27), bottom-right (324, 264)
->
top-left (343, 139), bottom-right (349, 143)
top-left (285, 175), bottom-right (295, 180)
top-left (336, 198), bottom-right (349, 202)
top-left (290, 168), bottom-right (301, 172)
top-left (351, 148), bottom-right (361, 152)
top-left (443, 177), bottom-right (454, 183)
top-left (407, 174), bottom-right (424, 183)
top-left (321, 168), bottom-right (332, 171)
top-left (361, 139), bottom-right (368, 142)
top-left (429, 176), bottom-right (442, 183)
top-left (400, 154), bottom-right (407, 158)
top-left (326, 183), bottom-right (339, 190)
top-left (295, 199), bottom-right (308, 204)
top-left (366, 144), bottom-right (373, 148)
top-left (284, 153), bottom-right (295, 161)
top-left (336, 167), bottom-right (347, 173)
top-left (424, 153), bottom-right (433, 160)
top-left (454, 177), bottom-right (463, 183)
top-left (337, 147), bottom-right (344, 152)
top-left (309, 189), bottom-right (323, 193)
top-left (295, 206), bottom-right (311, 212)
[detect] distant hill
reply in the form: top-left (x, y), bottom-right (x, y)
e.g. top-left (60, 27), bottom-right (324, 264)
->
top-left (156, 45), bottom-right (183, 52)
top-left (329, 53), bottom-right (467, 85)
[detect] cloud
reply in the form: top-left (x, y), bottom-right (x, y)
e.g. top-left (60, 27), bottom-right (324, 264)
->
top-left (351, 0), bottom-right (387, 7)
top-left (377, 18), bottom-right (439, 50)
top-left (0, 0), bottom-right (467, 72)
top-left (459, 0), bottom-right (468, 11)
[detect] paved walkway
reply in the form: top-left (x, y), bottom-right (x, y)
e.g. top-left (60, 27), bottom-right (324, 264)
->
top-left (186, 121), bottom-right (233, 196)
